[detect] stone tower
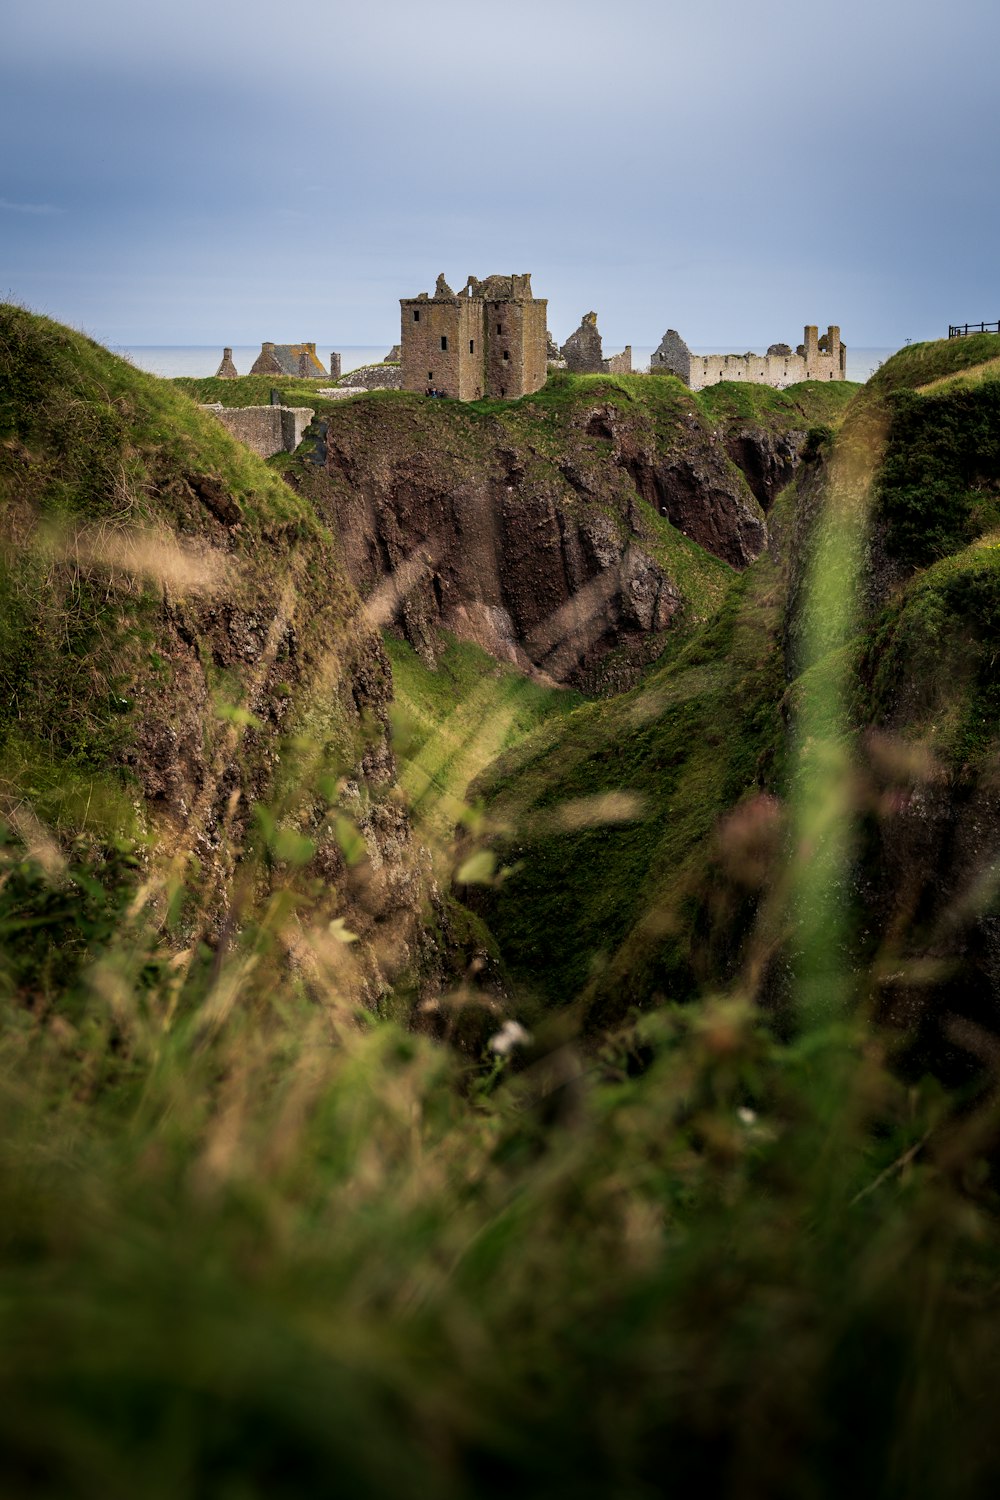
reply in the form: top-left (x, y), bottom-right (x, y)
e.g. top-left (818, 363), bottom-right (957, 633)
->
top-left (400, 272), bottom-right (548, 401)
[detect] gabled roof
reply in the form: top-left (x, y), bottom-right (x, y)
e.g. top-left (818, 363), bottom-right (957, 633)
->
top-left (249, 342), bottom-right (327, 377)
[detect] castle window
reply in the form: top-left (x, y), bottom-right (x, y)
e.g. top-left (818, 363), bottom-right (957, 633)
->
top-left (428, 372), bottom-right (433, 380)
top-left (503, 350), bottom-right (509, 361)
top-left (413, 310), bottom-right (420, 322)
top-left (441, 336), bottom-right (448, 351)
top-left (469, 340), bottom-right (474, 353)
top-left (497, 324), bottom-right (502, 334)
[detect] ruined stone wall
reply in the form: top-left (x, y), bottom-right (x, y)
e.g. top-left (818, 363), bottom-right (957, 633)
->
top-left (651, 325), bottom-right (846, 389)
top-left (561, 313), bottom-right (604, 373)
top-left (650, 329), bottom-right (693, 383)
top-left (689, 348), bottom-right (844, 390)
top-left (201, 405), bottom-right (314, 458)
top-left (603, 345), bottom-right (632, 374)
top-left (337, 363), bottom-right (404, 391)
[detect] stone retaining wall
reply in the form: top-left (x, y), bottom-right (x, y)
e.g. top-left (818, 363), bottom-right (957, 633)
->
top-left (201, 404), bottom-right (315, 458)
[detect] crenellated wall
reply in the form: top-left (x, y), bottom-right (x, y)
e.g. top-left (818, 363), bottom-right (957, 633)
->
top-left (651, 326), bottom-right (847, 389)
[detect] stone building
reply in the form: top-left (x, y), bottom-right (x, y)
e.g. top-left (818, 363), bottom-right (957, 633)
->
top-left (560, 312), bottom-right (632, 375)
top-left (215, 347), bottom-right (239, 378)
top-left (400, 272), bottom-right (548, 401)
top-left (651, 325), bottom-right (847, 390)
top-left (249, 342), bottom-right (329, 378)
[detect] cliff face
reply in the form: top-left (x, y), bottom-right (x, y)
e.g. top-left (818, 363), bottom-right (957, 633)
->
top-left (311, 376), bottom-right (823, 693)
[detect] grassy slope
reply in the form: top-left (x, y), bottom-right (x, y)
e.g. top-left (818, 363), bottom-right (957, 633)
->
top-left (0, 305), bottom-right (367, 846)
top-left (470, 339), bottom-right (1000, 1025)
top-left (1, 332), bottom-right (999, 1497)
top-left (385, 631), bottom-right (581, 850)
top-left (839, 336), bottom-right (1000, 766)
top-left (470, 533), bottom-right (788, 1025)
top-left (694, 375), bottom-right (859, 428)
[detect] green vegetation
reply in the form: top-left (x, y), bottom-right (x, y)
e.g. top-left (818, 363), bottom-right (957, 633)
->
top-left (1, 316), bottom-right (316, 530)
top-left (2, 322), bottom-right (1000, 1496)
top-left (0, 305), bottom-right (372, 917)
top-left (385, 631), bottom-right (581, 846)
top-left (172, 372), bottom-right (357, 420)
top-left (472, 554), bottom-right (786, 1023)
top-left (874, 382), bottom-right (1000, 566)
top-left (858, 538), bottom-right (1000, 766)
top-left (0, 806), bottom-right (998, 1498)
top-left (695, 375), bottom-right (860, 427)
top-left (869, 332), bottom-right (1000, 394)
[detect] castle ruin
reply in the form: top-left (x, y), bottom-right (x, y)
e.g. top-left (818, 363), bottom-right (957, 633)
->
top-left (400, 273), bottom-right (548, 401)
top-left (651, 325), bottom-right (847, 390)
top-left (560, 312), bottom-right (632, 375)
top-left (250, 342), bottom-right (328, 378)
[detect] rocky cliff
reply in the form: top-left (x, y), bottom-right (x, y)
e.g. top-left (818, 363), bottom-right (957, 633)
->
top-left (308, 373), bottom-right (850, 694)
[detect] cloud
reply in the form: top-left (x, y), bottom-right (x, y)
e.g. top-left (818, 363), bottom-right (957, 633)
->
top-left (0, 198), bottom-right (63, 215)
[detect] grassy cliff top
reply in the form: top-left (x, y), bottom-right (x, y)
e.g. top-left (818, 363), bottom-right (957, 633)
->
top-left (177, 367), bottom-right (862, 441)
top-left (172, 372), bottom-right (358, 417)
top-left (868, 333), bottom-right (1000, 395)
top-left (1, 309), bottom-right (317, 534)
top-left (694, 376), bottom-right (860, 427)
top-left (0, 307), bottom-right (365, 846)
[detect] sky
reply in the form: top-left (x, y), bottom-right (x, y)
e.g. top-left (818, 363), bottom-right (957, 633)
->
top-left (2, 0), bottom-right (999, 350)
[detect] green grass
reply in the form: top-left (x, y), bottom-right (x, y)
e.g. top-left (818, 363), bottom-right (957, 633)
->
top-left (385, 631), bottom-right (581, 851)
top-left (1, 319), bottom-right (1000, 1499)
top-left (0, 817), bottom-right (998, 1499)
top-left (868, 333), bottom-right (1000, 395)
top-left (172, 372), bottom-right (353, 420)
top-left (470, 555), bottom-right (786, 1023)
top-left (0, 305), bottom-right (367, 883)
top-left (874, 380), bottom-right (1000, 566)
top-left (695, 377), bottom-right (860, 427)
top-left (857, 536), bottom-right (1000, 766)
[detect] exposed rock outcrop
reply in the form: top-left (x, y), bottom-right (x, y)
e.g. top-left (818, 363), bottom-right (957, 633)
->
top-left (314, 381), bottom-right (771, 693)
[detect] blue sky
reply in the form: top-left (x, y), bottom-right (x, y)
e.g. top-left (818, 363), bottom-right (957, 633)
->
top-left (2, 0), bottom-right (998, 349)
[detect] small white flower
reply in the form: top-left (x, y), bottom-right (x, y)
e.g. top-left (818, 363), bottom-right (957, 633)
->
top-left (737, 1106), bottom-right (758, 1126)
top-left (489, 1019), bottom-right (532, 1057)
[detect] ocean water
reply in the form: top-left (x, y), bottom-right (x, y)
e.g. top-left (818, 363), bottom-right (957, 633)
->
top-left (119, 343), bottom-right (897, 385)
